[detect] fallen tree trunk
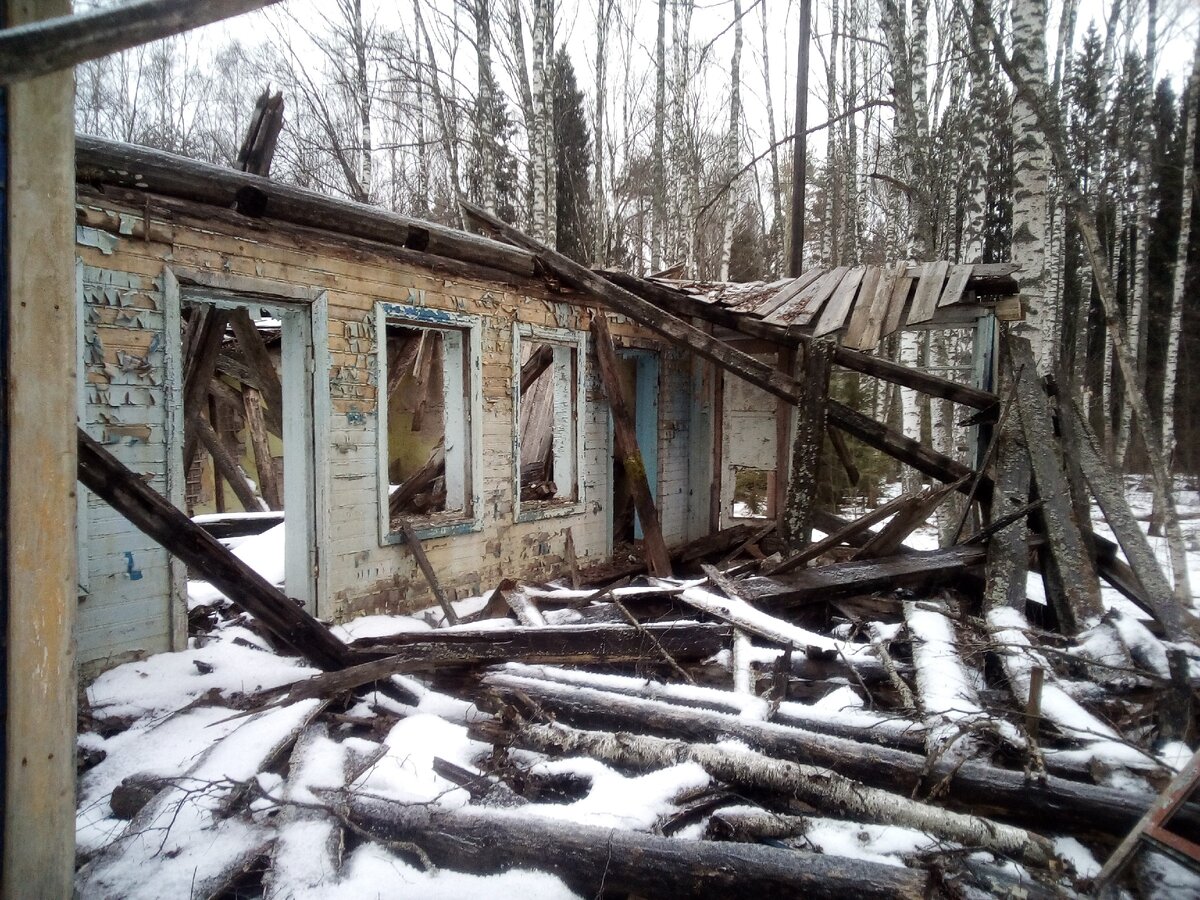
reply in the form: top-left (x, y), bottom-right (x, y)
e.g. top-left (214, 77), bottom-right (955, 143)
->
top-left (481, 671), bottom-right (1183, 837)
top-left (472, 716), bottom-right (1054, 866)
top-left (77, 427), bottom-right (355, 670)
top-left (328, 792), bottom-right (930, 900)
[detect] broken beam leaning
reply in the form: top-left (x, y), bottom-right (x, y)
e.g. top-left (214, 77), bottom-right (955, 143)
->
top-left (77, 428), bottom-right (355, 671)
top-left (591, 313), bottom-right (673, 577)
top-left (0, 0), bottom-right (283, 85)
top-left (599, 270), bottom-right (1000, 412)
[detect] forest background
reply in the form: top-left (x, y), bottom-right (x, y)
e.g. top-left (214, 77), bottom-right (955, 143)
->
top-left (73, 0), bottom-right (1200, 499)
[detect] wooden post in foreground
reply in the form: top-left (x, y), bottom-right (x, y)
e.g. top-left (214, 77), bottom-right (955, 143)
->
top-left (781, 340), bottom-right (834, 550)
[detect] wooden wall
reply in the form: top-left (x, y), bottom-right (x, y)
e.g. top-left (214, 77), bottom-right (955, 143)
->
top-left (74, 191), bottom-right (703, 669)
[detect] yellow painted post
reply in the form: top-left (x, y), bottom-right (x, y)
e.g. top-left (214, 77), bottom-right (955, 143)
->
top-left (3, 0), bottom-right (78, 895)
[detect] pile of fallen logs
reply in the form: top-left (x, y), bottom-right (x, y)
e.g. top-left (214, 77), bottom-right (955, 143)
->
top-left (79, 405), bottom-right (1200, 897)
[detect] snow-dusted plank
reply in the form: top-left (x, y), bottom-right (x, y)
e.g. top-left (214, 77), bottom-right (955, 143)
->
top-left (677, 585), bottom-right (874, 660)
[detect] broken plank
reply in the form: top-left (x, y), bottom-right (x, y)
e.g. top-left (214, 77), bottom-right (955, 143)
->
top-left (905, 261), bottom-right (951, 325)
top-left (591, 312), bottom-right (672, 577)
top-left (852, 477), bottom-right (969, 559)
top-left (195, 414), bottom-right (265, 513)
top-left (181, 305), bottom-right (232, 470)
top-left (766, 492), bottom-right (918, 575)
top-left (937, 263), bottom-right (975, 307)
top-left (880, 271), bottom-right (915, 338)
top-left (228, 306), bottom-right (284, 438)
top-left (242, 386), bottom-right (282, 510)
top-left (398, 518), bottom-right (460, 625)
top-left (844, 263), bottom-right (902, 350)
top-left (813, 265), bottom-right (867, 336)
top-left (769, 265), bottom-right (850, 327)
top-left (77, 428), bottom-right (355, 669)
top-left (1009, 337), bottom-right (1102, 632)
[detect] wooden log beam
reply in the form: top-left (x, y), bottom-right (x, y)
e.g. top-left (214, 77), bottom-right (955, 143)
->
top-left (827, 400), bottom-right (986, 497)
top-left (1009, 338), bottom-right (1102, 632)
top-left (766, 492), bottom-right (918, 575)
top-left (463, 202), bottom-right (803, 402)
top-left (473, 717), bottom-right (1053, 866)
top-left (519, 342), bottom-right (556, 393)
top-left (591, 313), bottom-right (673, 577)
top-left (1058, 396), bottom-right (1198, 638)
top-left (0, 0), bottom-right (283, 85)
top-left (388, 444), bottom-right (445, 518)
top-left (333, 792), bottom-right (931, 900)
top-left (397, 519), bottom-right (460, 626)
top-left (76, 428), bottom-right (355, 670)
top-left (481, 671), bottom-right (1182, 837)
top-left (781, 340), bottom-right (834, 550)
top-left (194, 414), bottom-right (265, 513)
top-left (77, 136), bottom-right (536, 278)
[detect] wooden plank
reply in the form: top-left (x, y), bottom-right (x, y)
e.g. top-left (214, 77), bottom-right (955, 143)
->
top-left (1009, 338), bottom-right (1102, 632)
top-left (398, 519), bottom-right (460, 625)
top-left (937, 263), bottom-right (975, 308)
top-left (813, 265), bottom-right (867, 336)
top-left (0, 0), bottom-right (283, 85)
top-left (781, 340), bottom-right (834, 550)
top-left (228, 306), bottom-right (284, 437)
top-left (840, 265), bottom-right (886, 349)
top-left (767, 265), bottom-right (850, 327)
top-left (765, 492), bottom-right (918, 575)
top-left (906, 261), bottom-right (951, 325)
top-left (591, 314), bottom-right (673, 577)
top-left (243, 386), bottom-right (282, 510)
top-left (852, 477), bottom-right (969, 559)
top-left (195, 413), bottom-right (264, 513)
top-left (880, 272), bottom-right (916, 337)
top-left (741, 545), bottom-right (988, 610)
top-left (181, 306), bottom-right (232, 470)
top-left (76, 428), bottom-right (355, 670)
top-left (741, 269), bottom-right (823, 317)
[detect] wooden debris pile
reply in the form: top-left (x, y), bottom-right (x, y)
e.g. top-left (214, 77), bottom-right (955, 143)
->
top-left (78, 410), bottom-right (1200, 897)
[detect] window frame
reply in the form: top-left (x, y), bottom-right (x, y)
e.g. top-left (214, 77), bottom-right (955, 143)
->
top-left (512, 322), bottom-right (587, 523)
top-left (375, 301), bottom-right (483, 545)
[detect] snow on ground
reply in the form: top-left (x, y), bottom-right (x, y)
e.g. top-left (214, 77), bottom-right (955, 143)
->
top-left (74, 479), bottom-right (1200, 895)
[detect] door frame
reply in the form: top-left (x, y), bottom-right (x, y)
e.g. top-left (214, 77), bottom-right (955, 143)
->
top-left (163, 268), bottom-right (330, 626)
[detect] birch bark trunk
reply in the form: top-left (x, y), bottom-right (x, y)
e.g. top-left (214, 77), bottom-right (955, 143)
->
top-left (1010, 0), bottom-right (1053, 372)
top-left (718, 0), bottom-right (743, 281)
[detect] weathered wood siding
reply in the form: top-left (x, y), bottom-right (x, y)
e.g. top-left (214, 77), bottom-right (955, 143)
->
top-left (76, 257), bottom-right (178, 669)
top-left (74, 192), bottom-right (701, 667)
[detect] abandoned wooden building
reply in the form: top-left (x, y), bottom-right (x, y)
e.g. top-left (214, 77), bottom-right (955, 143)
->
top-left (73, 134), bottom-right (1021, 674)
